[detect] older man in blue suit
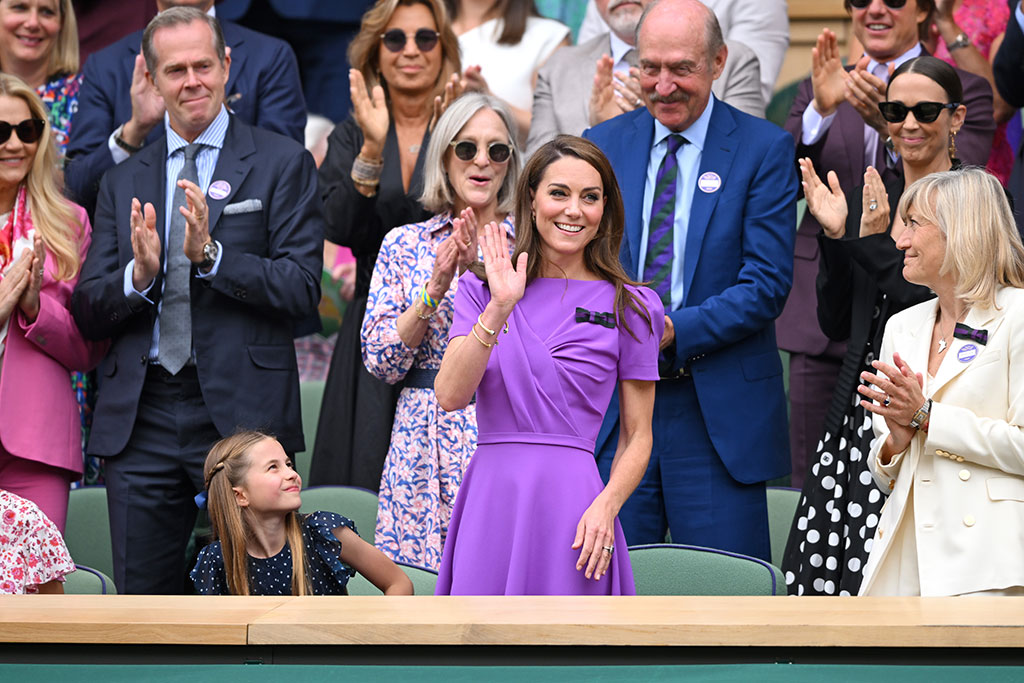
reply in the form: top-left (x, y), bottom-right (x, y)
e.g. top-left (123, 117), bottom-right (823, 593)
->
top-left (584, 0), bottom-right (796, 560)
top-left (66, 0), bottom-right (306, 216)
top-left (71, 7), bottom-right (322, 594)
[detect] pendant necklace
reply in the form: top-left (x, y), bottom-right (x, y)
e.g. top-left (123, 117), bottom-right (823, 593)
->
top-left (936, 308), bottom-right (967, 353)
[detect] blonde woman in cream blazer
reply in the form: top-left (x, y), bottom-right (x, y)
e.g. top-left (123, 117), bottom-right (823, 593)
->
top-left (856, 167), bottom-right (1024, 597)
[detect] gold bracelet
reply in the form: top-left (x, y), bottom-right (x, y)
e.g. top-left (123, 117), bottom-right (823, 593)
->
top-left (471, 323), bottom-right (495, 348)
top-left (414, 300), bottom-right (434, 320)
top-left (476, 313), bottom-right (508, 337)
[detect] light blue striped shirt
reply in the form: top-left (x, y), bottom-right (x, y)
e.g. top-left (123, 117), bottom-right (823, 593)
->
top-left (124, 105), bottom-right (230, 361)
top-left (637, 97), bottom-right (714, 312)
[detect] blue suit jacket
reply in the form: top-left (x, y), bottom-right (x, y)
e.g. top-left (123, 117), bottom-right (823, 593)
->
top-left (216, 0), bottom-right (372, 22)
top-left (65, 19), bottom-right (306, 216)
top-left (584, 100), bottom-right (796, 484)
top-left (70, 116), bottom-right (324, 456)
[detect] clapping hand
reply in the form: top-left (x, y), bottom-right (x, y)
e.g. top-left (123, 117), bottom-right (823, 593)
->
top-left (460, 65), bottom-right (491, 95)
top-left (858, 352), bottom-right (926, 456)
top-left (17, 235), bottom-right (45, 322)
top-left (431, 72), bottom-right (464, 131)
top-left (846, 56), bottom-right (890, 134)
top-left (177, 179), bottom-right (212, 267)
top-left (860, 166), bottom-right (890, 238)
top-left (130, 197), bottom-right (161, 291)
top-left (811, 28), bottom-right (846, 117)
top-left (0, 247), bottom-right (32, 324)
top-left (122, 54), bottom-right (165, 146)
top-left (451, 207), bottom-right (480, 273)
top-left (799, 157), bottom-right (847, 239)
top-left (481, 220), bottom-right (526, 310)
top-left (350, 68), bottom-right (389, 156)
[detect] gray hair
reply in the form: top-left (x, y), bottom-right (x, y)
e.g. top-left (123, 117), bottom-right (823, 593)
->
top-left (635, 0), bottom-right (725, 63)
top-left (898, 167), bottom-right (1024, 309)
top-left (142, 6), bottom-right (227, 75)
top-left (421, 93), bottom-right (521, 215)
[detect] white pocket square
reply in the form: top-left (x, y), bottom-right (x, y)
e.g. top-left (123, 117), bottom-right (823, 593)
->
top-left (223, 198), bottom-right (262, 215)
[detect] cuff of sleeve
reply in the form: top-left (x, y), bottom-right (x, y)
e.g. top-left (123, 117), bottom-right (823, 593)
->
top-left (195, 240), bottom-right (223, 280)
top-left (108, 127), bottom-right (132, 165)
top-left (124, 260), bottom-right (155, 303)
top-left (801, 102), bottom-right (836, 146)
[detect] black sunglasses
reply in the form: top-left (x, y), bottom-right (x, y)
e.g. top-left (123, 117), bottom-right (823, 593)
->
top-left (878, 101), bottom-right (960, 123)
top-left (380, 28), bottom-right (440, 53)
top-left (849, 0), bottom-right (907, 8)
top-left (0, 118), bottom-right (45, 145)
top-left (449, 140), bottom-right (513, 163)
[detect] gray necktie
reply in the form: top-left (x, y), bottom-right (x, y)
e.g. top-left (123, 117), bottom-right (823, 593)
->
top-left (157, 142), bottom-right (202, 374)
top-left (623, 48), bottom-right (638, 69)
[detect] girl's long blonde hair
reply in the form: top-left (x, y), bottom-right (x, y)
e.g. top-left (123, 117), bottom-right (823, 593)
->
top-left (0, 74), bottom-right (81, 279)
top-left (203, 431), bottom-right (310, 596)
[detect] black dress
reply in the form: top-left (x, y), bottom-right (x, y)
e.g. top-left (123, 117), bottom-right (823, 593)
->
top-left (310, 117), bottom-right (431, 489)
top-left (783, 176), bottom-right (933, 596)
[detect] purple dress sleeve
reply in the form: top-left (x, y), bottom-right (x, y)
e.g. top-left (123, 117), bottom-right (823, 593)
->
top-left (450, 271), bottom-right (490, 340)
top-left (617, 285), bottom-right (664, 381)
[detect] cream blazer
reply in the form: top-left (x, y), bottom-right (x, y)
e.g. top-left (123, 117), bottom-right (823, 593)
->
top-left (859, 287), bottom-right (1024, 596)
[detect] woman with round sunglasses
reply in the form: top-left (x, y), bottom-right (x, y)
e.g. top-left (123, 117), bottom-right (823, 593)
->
top-left (312, 0), bottom-right (462, 491)
top-left (0, 0), bottom-right (81, 157)
top-left (783, 56), bottom-right (965, 597)
top-left (361, 93), bottom-right (520, 570)
top-left (0, 73), bottom-right (105, 533)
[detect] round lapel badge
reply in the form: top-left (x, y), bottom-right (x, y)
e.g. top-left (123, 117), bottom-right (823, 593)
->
top-left (208, 180), bottom-right (231, 201)
top-left (957, 343), bottom-right (978, 363)
top-left (697, 172), bottom-right (721, 193)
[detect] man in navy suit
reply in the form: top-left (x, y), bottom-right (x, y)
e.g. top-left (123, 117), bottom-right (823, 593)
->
top-left (585, 0), bottom-right (796, 560)
top-left (71, 7), bottom-right (322, 594)
top-left (66, 0), bottom-right (306, 216)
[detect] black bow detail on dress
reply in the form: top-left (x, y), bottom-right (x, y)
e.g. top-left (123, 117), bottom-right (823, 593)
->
top-left (953, 323), bottom-right (987, 345)
top-left (575, 307), bottom-right (616, 329)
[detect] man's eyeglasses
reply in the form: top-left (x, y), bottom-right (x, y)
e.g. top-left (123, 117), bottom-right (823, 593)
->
top-left (380, 28), bottom-right (440, 53)
top-left (849, 0), bottom-right (908, 9)
top-left (0, 118), bottom-right (45, 145)
top-left (449, 140), bottom-right (513, 163)
top-left (878, 101), bottom-right (959, 123)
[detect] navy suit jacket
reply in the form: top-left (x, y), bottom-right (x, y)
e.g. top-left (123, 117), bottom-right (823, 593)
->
top-left (66, 19), bottom-right (306, 216)
top-left (71, 117), bottom-right (324, 456)
top-left (584, 100), bottom-right (797, 484)
top-left (216, 0), bottom-right (372, 21)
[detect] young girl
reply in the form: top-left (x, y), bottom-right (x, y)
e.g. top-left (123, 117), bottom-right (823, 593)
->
top-left (190, 431), bottom-right (412, 595)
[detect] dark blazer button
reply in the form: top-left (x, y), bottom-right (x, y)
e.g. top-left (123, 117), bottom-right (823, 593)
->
top-left (110, 312), bottom-right (119, 322)
top-left (140, 355), bottom-right (148, 365)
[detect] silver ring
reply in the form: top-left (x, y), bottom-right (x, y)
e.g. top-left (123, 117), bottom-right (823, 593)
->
top-left (602, 545), bottom-right (614, 555)
top-left (634, 97), bottom-right (643, 106)
top-left (868, 200), bottom-right (878, 211)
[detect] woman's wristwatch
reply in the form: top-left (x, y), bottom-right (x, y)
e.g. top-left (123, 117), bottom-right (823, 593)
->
top-left (910, 398), bottom-right (933, 430)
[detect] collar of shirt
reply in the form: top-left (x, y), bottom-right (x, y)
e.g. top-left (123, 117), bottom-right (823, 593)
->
top-left (165, 105), bottom-right (230, 159)
top-left (652, 95), bottom-right (714, 155)
top-left (609, 31), bottom-right (634, 67)
top-left (866, 42), bottom-right (923, 82)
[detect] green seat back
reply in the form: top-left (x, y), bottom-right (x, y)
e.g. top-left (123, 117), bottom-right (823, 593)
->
top-left (628, 544), bottom-right (783, 595)
top-left (65, 487), bottom-right (113, 580)
top-left (299, 485), bottom-right (378, 544)
top-left (346, 561), bottom-right (438, 596)
top-left (766, 486), bottom-right (802, 568)
top-left (63, 565), bottom-right (117, 595)
top-left (294, 379), bottom-right (326, 485)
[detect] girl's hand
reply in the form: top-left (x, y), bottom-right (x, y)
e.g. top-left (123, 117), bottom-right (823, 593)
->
top-left (350, 68), bottom-right (389, 155)
top-left (799, 157), bottom-right (847, 239)
top-left (481, 220), bottom-right (526, 310)
top-left (0, 247), bottom-right (32, 324)
top-left (452, 207), bottom-right (480, 273)
top-left (17, 235), bottom-right (45, 323)
top-left (425, 231), bottom-right (459, 302)
top-left (858, 352), bottom-right (925, 454)
top-left (859, 166), bottom-right (890, 238)
top-left (572, 493), bottom-right (618, 581)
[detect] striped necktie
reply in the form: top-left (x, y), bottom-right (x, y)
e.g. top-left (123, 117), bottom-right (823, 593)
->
top-left (645, 133), bottom-right (687, 308)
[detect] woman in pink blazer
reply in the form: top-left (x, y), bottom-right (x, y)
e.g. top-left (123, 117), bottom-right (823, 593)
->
top-left (0, 74), bottom-right (105, 534)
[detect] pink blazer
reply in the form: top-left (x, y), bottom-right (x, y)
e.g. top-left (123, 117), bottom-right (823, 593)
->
top-left (0, 205), bottom-right (108, 476)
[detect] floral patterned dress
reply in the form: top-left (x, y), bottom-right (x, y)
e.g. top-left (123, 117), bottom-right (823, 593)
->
top-left (361, 212), bottom-right (515, 570)
top-left (0, 489), bottom-right (75, 593)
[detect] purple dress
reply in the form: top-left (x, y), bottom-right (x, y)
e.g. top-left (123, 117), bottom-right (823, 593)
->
top-left (436, 272), bottom-right (663, 595)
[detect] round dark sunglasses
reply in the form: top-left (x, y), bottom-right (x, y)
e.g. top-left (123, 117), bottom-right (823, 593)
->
top-left (449, 140), bottom-right (513, 163)
top-left (878, 101), bottom-right (960, 123)
top-left (849, 0), bottom-right (907, 8)
top-left (0, 118), bottom-right (45, 145)
top-left (380, 28), bottom-right (439, 53)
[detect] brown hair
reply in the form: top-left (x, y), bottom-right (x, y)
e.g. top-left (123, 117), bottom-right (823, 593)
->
top-left (443, 0), bottom-right (539, 45)
top-left (203, 431), bottom-right (310, 596)
top-left (142, 6), bottom-right (226, 75)
top-left (0, 74), bottom-right (81, 279)
top-left (473, 135), bottom-right (653, 340)
top-left (348, 0), bottom-right (461, 103)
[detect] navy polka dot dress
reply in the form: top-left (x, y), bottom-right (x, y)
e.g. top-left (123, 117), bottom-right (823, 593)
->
top-left (191, 511), bottom-right (357, 595)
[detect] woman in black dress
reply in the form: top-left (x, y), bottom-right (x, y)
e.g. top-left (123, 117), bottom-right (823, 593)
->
top-left (311, 0), bottom-right (462, 489)
top-left (783, 56), bottom-right (965, 595)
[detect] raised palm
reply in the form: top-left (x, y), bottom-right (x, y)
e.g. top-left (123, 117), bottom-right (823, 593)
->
top-left (799, 158), bottom-right (847, 238)
top-left (481, 220), bottom-right (526, 308)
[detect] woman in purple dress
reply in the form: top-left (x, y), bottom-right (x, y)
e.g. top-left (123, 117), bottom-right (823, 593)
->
top-left (434, 135), bottom-right (663, 595)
